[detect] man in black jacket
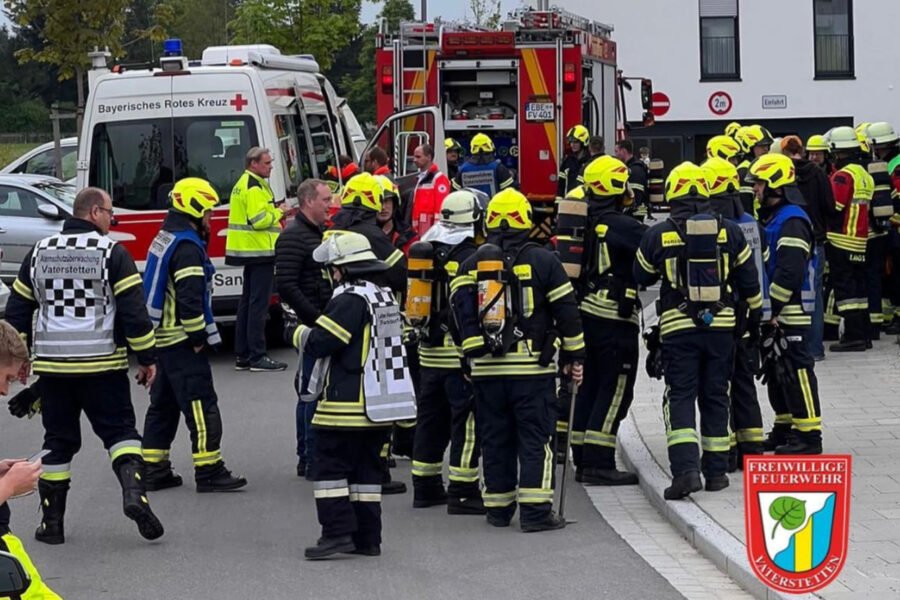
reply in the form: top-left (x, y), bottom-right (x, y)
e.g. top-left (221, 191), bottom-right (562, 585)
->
top-left (275, 179), bottom-right (334, 478)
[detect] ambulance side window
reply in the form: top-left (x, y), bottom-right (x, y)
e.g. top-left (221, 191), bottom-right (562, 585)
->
top-left (304, 114), bottom-right (337, 178)
top-left (274, 115), bottom-right (308, 196)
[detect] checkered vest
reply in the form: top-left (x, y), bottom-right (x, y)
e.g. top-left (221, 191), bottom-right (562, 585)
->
top-left (337, 280), bottom-right (416, 423)
top-left (30, 231), bottom-right (117, 358)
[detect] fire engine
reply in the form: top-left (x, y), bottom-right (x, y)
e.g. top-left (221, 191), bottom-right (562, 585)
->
top-left (77, 40), bottom-right (364, 317)
top-left (374, 7), bottom-right (654, 234)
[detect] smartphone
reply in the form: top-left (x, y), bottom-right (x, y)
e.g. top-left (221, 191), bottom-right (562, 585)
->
top-left (27, 449), bottom-right (50, 463)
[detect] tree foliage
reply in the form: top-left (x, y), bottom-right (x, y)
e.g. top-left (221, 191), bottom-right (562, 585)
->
top-left (469, 0), bottom-right (502, 28)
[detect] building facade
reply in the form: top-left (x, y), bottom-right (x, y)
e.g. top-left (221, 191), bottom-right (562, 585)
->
top-left (548, 0), bottom-right (898, 166)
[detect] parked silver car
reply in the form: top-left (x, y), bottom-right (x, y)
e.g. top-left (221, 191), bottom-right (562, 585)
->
top-left (0, 137), bottom-right (78, 183)
top-left (0, 174), bottom-right (75, 283)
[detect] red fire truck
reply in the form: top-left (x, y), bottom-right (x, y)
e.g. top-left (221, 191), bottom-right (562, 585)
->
top-left (373, 7), bottom-right (652, 234)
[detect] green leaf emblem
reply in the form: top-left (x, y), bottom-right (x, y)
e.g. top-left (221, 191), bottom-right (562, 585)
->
top-left (769, 496), bottom-right (807, 539)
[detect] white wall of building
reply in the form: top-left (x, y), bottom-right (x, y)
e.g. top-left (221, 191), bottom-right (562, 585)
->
top-left (553, 0), bottom-right (900, 128)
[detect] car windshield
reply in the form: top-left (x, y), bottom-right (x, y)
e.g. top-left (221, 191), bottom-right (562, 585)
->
top-left (88, 116), bottom-right (259, 210)
top-left (33, 182), bottom-right (76, 207)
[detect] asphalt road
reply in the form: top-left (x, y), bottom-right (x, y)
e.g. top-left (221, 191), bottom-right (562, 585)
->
top-left (2, 348), bottom-right (682, 600)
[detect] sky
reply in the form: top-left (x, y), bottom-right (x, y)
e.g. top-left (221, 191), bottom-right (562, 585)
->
top-left (362, 0), bottom-right (524, 23)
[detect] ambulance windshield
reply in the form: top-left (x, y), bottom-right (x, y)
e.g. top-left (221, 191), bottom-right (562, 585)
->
top-left (88, 116), bottom-right (259, 211)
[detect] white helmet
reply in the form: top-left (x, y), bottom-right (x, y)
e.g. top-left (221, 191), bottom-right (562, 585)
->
top-left (867, 121), bottom-right (899, 146)
top-left (829, 126), bottom-right (861, 151)
top-left (313, 231), bottom-right (386, 274)
top-left (440, 189), bottom-right (486, 225)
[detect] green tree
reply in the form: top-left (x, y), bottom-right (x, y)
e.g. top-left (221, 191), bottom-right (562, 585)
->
top-left (168, 0), bottom-right (240, 59)
top-left (229, 0), bottom-right (362, 72)
top-left (469, 0), bottom-right (502, 28)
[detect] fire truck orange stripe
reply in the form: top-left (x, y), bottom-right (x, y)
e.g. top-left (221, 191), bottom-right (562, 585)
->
top-left (403, 52), bottom-right (436, 131)
top-left (520, 49), bottom-right (558, 165)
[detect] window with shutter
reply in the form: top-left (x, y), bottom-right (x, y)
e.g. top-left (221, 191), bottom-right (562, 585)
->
top-left (814, 0), bottom-right (854, 78)
top-left (699, 0), bottom-right (740, 80)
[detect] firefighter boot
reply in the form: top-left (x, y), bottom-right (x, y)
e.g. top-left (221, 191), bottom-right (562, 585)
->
top-left (663, 471), bottom-right (702, 500)
top-left (412, 477), bottom-right (447, 508)
top-left (382, 462), bottom-right (407, 495)
top-left (776, 432), bottom-right (823, 455)
top-left (114, 456), bottom-right (164, 541)
top-left (521, 511), bottom-right (567, 533)
top-left (580, 467), bottom-right (639, 486)
top-left (830, 312), bottom-right (868, 352)
top-left (144, 460), bottom-right (183, 491)
top-left (705, 474), bottom-right (730, 492)
top-left (447, 494), bottom-right (486, 515)
top-left (195, 462), bottom-right (248, 493)
top-left (762, 425), bottom-right (792, 452)
top-left (304, 535), bottom-right (355, 560)
top-left (34, 479), bottom-right (69, 545)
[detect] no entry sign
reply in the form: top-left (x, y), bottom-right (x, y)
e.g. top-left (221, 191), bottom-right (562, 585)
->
top-left (708, 91), bottom-right (733, 116)
top-left (650, 92), bottom-right (670, 117)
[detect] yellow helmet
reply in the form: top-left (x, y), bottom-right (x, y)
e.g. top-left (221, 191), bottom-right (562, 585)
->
top-left (736, 124), bottom-right (774, 153)
top-left (485, 189), bottom-right (533, 231)
top-left (470, 133), bottom-right (495, 155)
top-left (170, 177), bottom-right (219, 219)
top-left (724, 121), bottom-right (742, 139)
top-left (701, 157), bottom-right (740, 196)
top-left (582, 155), bottom-right (630, 197)
top-left (665, 162), bottom-right (709, 201)
top-left (341, 172), bottom-right (383, 212)
top-left (374, 174), bottom-right (399, 205)
top-left (566, 125), bottom-right (590, 145)
top-left (706, 135), bottom-right (742, 161)
top-left (805, 134), bottom-right (830, 152)
top-left (829, 126), bottom-right (860, 151)
top-left (747, 154), bottom-right (796, 189)
top-left (445, 137), bottom-right (462, 153)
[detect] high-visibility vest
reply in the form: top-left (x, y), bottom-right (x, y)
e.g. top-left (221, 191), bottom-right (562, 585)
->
top-left (225, 170), bottom-right (282, 264)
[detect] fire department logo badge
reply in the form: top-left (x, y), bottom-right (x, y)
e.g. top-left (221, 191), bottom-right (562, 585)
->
top-left (744, 456), bottom-right (851, 594)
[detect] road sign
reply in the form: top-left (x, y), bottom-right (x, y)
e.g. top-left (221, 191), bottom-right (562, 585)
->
top-left (650, 92), bottom-right (670, 117)
top-left (762, 95), bottom-right (788, 110)
top-left (708, 91), bottom-right (733, 116)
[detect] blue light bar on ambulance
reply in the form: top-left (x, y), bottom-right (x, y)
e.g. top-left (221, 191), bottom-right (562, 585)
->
top-left (163, 39), bottom-right (183, 57)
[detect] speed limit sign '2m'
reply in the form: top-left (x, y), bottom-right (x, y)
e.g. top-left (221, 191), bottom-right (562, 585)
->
top-left (708, 91), bottom-right (733, 116)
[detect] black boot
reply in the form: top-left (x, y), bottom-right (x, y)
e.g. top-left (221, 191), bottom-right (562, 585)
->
top-left (521, 511), bottom-right (567, 533)
top-left (447, 495), bottom-right (486, 515)
top-left (382, 480), bottom-right (407, 495)
top-left (831, 312), bottom-right (868, 352)
top-left (775, 438), bottom-right (823, 455)
top-left (762, 426), bottom-right (791, 452)
top-left (347, 544), bottom-right (381, 556)
top-left (144, 460), bottom-right (183, 492)
top-left (829, 339), bottom-right (867, 352)
top-left (304, 534), bottom-right (355, 560)
top-left (35, 479), bottom-right (69, 545)
top-left (412, 486), bottom-right (447, 508)
top-left (114, 456), bottom-right (164, 541)
top-left (580, 467), bottom-right (638, 486)
top-left (196, 463), bottom-right (248, 493)
top-left (885, 319), bottom-right (900, 335)
top-left (664, 471), bottom-right (702, 500)
top-left (705, 474), bottom-right (730, 492)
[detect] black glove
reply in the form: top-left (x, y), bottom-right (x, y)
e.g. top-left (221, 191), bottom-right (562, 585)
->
top-left (9, 384), bottom-right (41, 419)
top-left (642, 325), bottom-right (664, 380)
top-left (746, 308), bottom-right (762, 346)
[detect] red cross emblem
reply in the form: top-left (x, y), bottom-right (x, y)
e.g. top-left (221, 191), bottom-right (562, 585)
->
top-left (230, 94), bottom-right (249, 111)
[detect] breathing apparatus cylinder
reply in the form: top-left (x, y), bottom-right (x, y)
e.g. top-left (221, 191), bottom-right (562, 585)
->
top-left (476, 244), bottom-right (507, 340)
top-left (648, 158), bottom-right (665, 205)
top-left (555, 198), bottom-right (588, 279)
top-left (684, 215), bottom-right (722, 326)
top-left (406, 241), bottom-right (435, 327)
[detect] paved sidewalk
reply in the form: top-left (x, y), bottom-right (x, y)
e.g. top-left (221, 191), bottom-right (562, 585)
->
top-left (625, 333), bottom-right (900, 599)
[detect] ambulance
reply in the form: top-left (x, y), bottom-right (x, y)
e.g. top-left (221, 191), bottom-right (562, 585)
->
top-left (76, 40), bottom-right (366, 316)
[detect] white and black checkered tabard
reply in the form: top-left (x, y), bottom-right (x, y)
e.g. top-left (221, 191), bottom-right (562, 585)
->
top-left (32, 233), bottom-right (115, 318)
top-left (345, 284), bottom-right (408, 383)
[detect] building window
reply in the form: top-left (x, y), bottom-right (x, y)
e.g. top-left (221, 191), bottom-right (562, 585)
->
top-left (699, 0), bottom-right (740, 80)
top-left (814, 0), bottom-right (854, 78)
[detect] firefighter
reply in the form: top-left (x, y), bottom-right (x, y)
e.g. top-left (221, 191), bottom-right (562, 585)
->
top-left (323, 155), bottom-right (362, 196)
top-left (748, 154), bottom-right (823, 455)
top-left (634, 163), bottom-right (762, 500)
top-left (725, 121), bottom-right (742, 141)
top-left (452, 189), bottom-right (585, 532)
top-left (293, 231), bottom-right (416, 559)
top-left (736, 125), bottom-right (774, 215)
top-left (452, 133), bottom-right (515, 198)
top-left (869, 123), bottom-right (900, 334)
top-left (141, 178), bottom-right (247, 493)
top-left (806, 135), bottom-right (832, 173)
top-left (826, 126), bottom-right (874, 352)
top-left (5, 187), bottom-right (164, 544)
top-left (701, 157), bottom-right (766, 466)
top-left (557, 125), bottom-right (591, 200)
top-left (445, 138), bottom-right (463, 181)
top-left (707, 135), bottom-right (743, 166)
top-left (614, 139), bottom-right (650, 222)
top-left (569, 156), bottom-right (646, 485)
top-left (410, 190), bottom-right (488, 514)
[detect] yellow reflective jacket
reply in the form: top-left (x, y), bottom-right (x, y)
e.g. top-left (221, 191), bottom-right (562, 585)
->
top-left (225, 170), bottom-right (282, 265)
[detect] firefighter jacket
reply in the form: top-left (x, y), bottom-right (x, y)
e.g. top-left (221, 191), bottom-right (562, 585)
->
top-left (578, 202), bottom-right (647, 326)
top-left (633, 205), bottom-right (763, 340)
top-left (887, 150), bottom-right (900, 228)
top-left (408, 164), bottom-right (452, 236)
top-left (793, 158), bottom-right (833, 244)
top-left (225, 170), bottom-right (282, 265)
top-left (452, 155), bottom-right (514, 198)
top-left (6, 218), bottom-right (157, 376)
top-left (451, 232), bottom-right (585, 379)
top-left (557, 150), bottom-right (591, 198)
top-left (760, 202), bottom-right (816, 327)
top-left (827, 163), bottom-right (873, 253)
top-left (737, 159), bottom-right (756, 217)
top-left (626, 156), bottom-right (650, 218)
top-left (275, 211), bottom-right (332, 326)
top-left (330, 207), bottom-right (407, 295)
top-left (144, 212), bottom-right (222, 349)
top-left (417, 239), bottom-right (478, 370)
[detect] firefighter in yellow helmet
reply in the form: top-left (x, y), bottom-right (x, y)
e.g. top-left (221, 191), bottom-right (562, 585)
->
top-left (453, 133), bottom-right (515, 197)
top-left (451, 188), bottom-right (585, 531)
top-left (569, 156), bottom-right (647, 485)
top-left (868, 122), bottom-right (900, 334)
top-left (707, 135), bottom-right (743, 166)
top-left (142, 177), bottom-right (247, 492)
top-left (634, 162), bottom-right (762, 499)
top-left (445, 138), bottom-right (463, 180)
top-left (736, 125), bottom-right (774, 215)
top-left (805, 135), bottom-right (832, 173)
top-left (855, 122), bottom-right (872, 157)
top-left (557, 125), bottom-right (592, 199)
top-left (747, 154), bottom-right (823, 454)
top-left (725, 121), bottom-right (742, 140)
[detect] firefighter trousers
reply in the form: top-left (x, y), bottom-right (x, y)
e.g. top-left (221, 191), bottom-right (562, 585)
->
top-left (572, 318), bottom-right (639, 471)
top-left (474, 376), bottom-right (556, 525)
top-left (766, 327), bottom-right (822, 444)
top-left (826, 244), bottom-right (869, 342)
top-left (661, 331), bottom-right (733, 479)
top-left (866, 234), bottom-right (889, 333)
top-left (729, 336), bottom-right (765, 453)
top-left (143, 344), bottom-right (225, 478)
top-left (39, 371), bottom-right (143, 483)
top-left (313, 428), bottom-right (386, 546)
top-left (411, 367), bottom-right (480, 500)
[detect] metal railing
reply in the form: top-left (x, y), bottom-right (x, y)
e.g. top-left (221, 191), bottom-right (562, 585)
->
top-left (815, 33), bottom-right (852, 76)
top-left (700, 35), bottom-right (738, 79)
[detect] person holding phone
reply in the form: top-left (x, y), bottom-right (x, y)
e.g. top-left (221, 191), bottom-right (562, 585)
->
top-left (4, 188), bottom-right (165, 545)
top-left (0, 320), bottom-right (61, 598)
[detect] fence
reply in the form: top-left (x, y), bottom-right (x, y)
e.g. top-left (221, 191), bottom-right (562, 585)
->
top-left (0, 133), bottom-right (57, 145)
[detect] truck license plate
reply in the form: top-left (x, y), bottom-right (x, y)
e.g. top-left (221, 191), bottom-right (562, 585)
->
top-left (525, 102), bottom-right (554, 121)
